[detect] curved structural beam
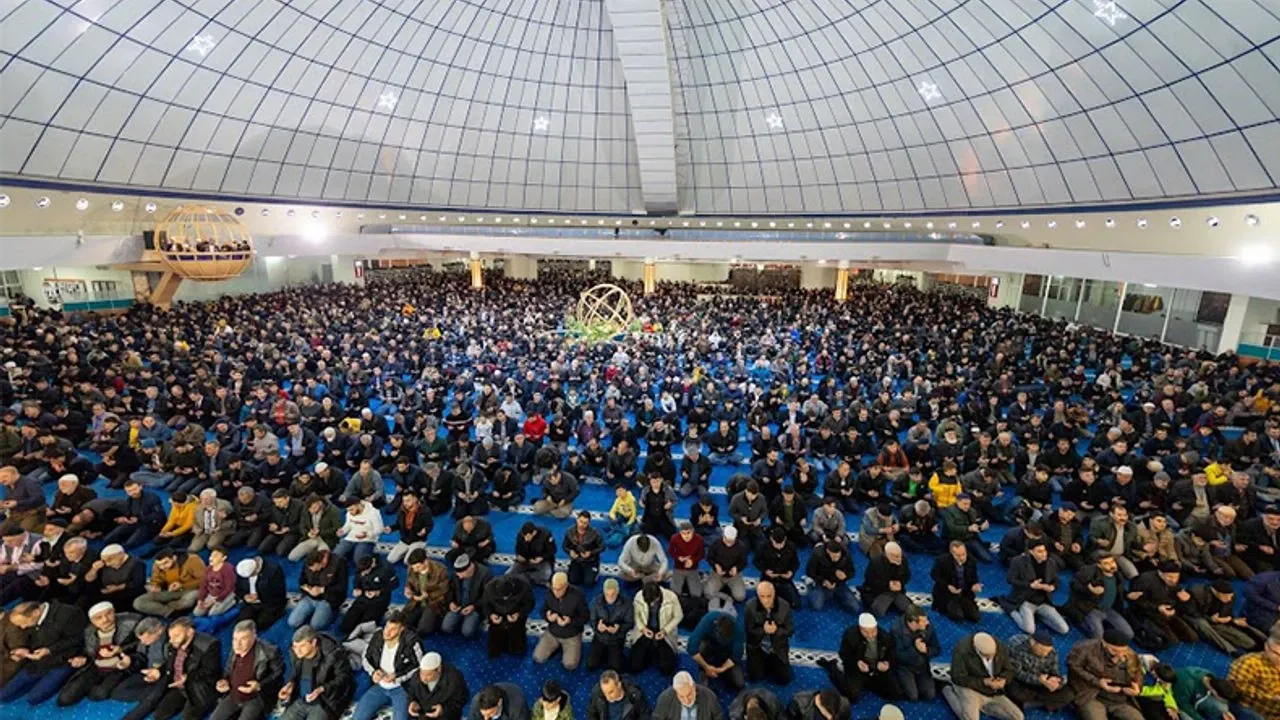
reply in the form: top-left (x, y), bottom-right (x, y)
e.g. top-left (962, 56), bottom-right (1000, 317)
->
top-left (605, 0), bottom-right (680, 213)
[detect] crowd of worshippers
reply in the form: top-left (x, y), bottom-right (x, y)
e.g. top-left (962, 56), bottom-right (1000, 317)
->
top-left (1, 269), bottom-right (1280, 720)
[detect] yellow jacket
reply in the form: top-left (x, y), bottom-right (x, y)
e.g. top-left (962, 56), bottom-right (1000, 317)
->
top-left (609, 491), bottom-right (637, 524)
top-left (928, 473), bottom-right (962, 508)
top-left (161, 497), bottom-right (197, 536)
top-left (1206, 461), bottom-right (1229, 486)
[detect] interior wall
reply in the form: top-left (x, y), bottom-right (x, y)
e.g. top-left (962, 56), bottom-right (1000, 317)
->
top-left (1242, 297), bottom-right (1280, 343)
top-left (19, 266), bottom-right (135, 307)
top-left (800, 265), bottom-right (837, 290)
top-left (173, 256), bottom-right (328, 302)
top-left (654, 262), bottom-right (729, 283)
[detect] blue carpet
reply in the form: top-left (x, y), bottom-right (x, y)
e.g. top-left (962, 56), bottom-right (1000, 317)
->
top-left (13, 444), bottom-right (1237, 720)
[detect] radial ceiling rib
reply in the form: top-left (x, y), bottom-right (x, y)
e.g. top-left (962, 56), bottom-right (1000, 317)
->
top-left (603, 0), bottom-right (680, 213)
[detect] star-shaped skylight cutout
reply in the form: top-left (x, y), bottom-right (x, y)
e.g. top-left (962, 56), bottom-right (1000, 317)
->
top-left (187, 34), bottom-right (216, 57)
top-left (533, 116), bottom-right (550, 132)
top-left (1093, 0), bottom-right (1127, 26)
top-left (377, 91), bottom-right (397, 112)
top-left (917, 80), bottom-right (941, 102)
top-left (765, 113), bottom-right (783, 130)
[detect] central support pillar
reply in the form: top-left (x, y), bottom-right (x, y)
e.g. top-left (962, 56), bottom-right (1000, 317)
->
top-left (834, 261), bottom-right (849, 302)
top-left (643, 258), bottom-right (656, 295)
top-left (470, 252), bottom-right (483, 290)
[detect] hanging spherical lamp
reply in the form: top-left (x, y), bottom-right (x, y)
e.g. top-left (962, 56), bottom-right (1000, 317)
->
top-left (154, 205), bottom-right (255, 280)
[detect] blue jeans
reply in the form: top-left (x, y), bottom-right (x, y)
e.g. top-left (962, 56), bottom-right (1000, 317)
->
top-left (289, 597), bottom-right (334, 629)
top-left (811, 457), bottom-right (837, 473)
top-left (1084, 608), bottom-right (1134, 640)
top-left (603, 518), bottom-right (634, 548)
top-left (0, 666), bottom-right (74, 704)
top-left (442, 610), bottom-right (481, 637)
top-left (709, 452), bottom-right (743, 466)
top-left (809, 583), bottom-right (860, 613)
top-left (965, 539), bottom-right (994, 563)
top-left (129, 469), bottom-right (174, 488)
top-left (334, 540), bottom-right (374, 565)
top-left (352, 684), bottom-right (409, 720)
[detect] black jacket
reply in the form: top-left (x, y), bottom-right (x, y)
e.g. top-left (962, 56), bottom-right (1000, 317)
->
top-left (220, 638), bottom-right (285, 704)
top-left (481, 575), bottom-right (535, 618)
top-left (930, 553), bottom-right (980, 599)
top-left (744, 597), bottom-right (793, 658)
top-left (236, 558), bottom-right (287, 609)
top-left (1066, 563), bottom-right (1125, 616)
top-left (514, 527), bottom-right (556, 565)
top-left (394, 505), bottom-right (433, 545)
top-left (406, 661), bottom-right (470, 720)
top-left (587, 676), bottom-right (651, 720)
top-left (26, 601), bottom-right (88, 672)
top-left (361, 629), bottom-right (424, 688)
top-left (448, 565), bottom-right (494, 610)
top-left (1005, 553), bottom-right (1063, 606)
top-left (299, 553), bottom-right (350, 610)
top-left (164, 632), bottom-right (222, 706)
top-left (544, 585), bottom-right (590, 638)
top-left (859, 555), bottom-right (911, 600)
top-left (838, 626), bottom-right (895, 674)
top-left (287, 633), bottom-right (354, 718)
top-left (754, 540), bottom-right (799, 582)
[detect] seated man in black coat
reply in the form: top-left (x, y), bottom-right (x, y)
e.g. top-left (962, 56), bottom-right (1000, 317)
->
top-left (818, 613), bottom-right (902, 702)
top-left (406, 651), bottom-right (470, 720)
top-left (340, 555), bottom-right (399, 637)
top-left (859, 542), bottom-right (916, 616)
top-left (122, 617), bottom-right (221, 720)
top-left (930, 540), bottom-right (983, 623)
top-left (277, 625), bottom-right (356, 720)
top-left (234, 557), bottom-right (288, 631)
top-left (209, 620), bottom-right (285, 720)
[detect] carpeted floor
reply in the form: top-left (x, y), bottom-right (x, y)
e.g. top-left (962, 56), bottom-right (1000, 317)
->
top-left (15, 439), bottom-right (1236, 720)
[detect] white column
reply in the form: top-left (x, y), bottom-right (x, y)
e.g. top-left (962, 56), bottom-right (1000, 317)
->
top-left (1112, 282), bottom-right (1128, 333)
top-left (469, 251), bottom-right (483, 290)
top-left (1039, 276), bottom-right (1050, 316)
top-left (834, 260), bottom-right (849, 302)
top-left (1217, 293), bottom-right (1250, 355)
top-left (1159, 288), bottom-right (1175, 343)
top-left (1074, 279), bottom-right (1086, 321)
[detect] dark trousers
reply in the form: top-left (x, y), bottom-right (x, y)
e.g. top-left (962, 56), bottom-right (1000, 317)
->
top-left (123, 685), bottom-right (213, 720)
top-left (102, 523), bottom-right (158, 549)
top-left (226, 527), bottom-right (266, 548)
top-left (340, 596), bottom-right (391, 636)
top-left (402, 604), bottom-right (444, 636)
top-left (487, 618), bottom-right (528, 658)
top-left (867, 591), bottom-right (916, 616)
top-left (825, 665), bottom-right (902, 702)
top-left (1133, 613), bottom-right (1199, 649)
top-left (259, 532), bottom-right (299, 557)
top-left (746, 646), bottom-right (792, 684)
top-left (452, 498), bottom-right (489, 519)
top-left (567, 560), bottom-right (599, 587)
top-left (235, 602), bottom-right (286, 633)
top-left (1007, 679), bottom-right (1076, 711)
top-left (586, 640), bottom-right (626, 672)
top-left (629, 637), bottom-right (677, 676)
top-left (57, 667), bottom-right (128, 706)
top-left (935, 593), bottom-right (981, 622)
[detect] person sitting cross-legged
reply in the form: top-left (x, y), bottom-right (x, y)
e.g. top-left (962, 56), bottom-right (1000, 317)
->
top-left (353, 611), bottom-right (423, 720)
top-left (820, 613), bottom-right (902, 703)
top-left (743, 580), bottom-right (794, 685)
top-left (1005, 630), bottom-right (1075, 713)
top-left (234, 556), bottom-right (288, 632)
top-left (889, 606), bottom-right (940, 702)
top-left (1003, 540), bottom-right (1069, 636)
top-left (288, 549), bottom-right (349, 630)
top-left (806, 538), bottom-right (859, 613)
top-left (406, 652), bottom-right (470, 720)
top-left (55, 602), bottom-right (141, 707)
top-left (276, 625), bottom-right (356, 720)
top-left (941, 632), bottom-right (1024, 720)
top-left (860, 541), bottom-right (917, 616)
top-left (630, 581), bottom-right (683, 676)
top-left (209, 620), bottom-right (285, 720)
top-left (688, 610), bottom-right (745, 691)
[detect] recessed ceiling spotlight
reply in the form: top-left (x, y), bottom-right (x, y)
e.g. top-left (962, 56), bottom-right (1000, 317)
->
top-left (682, 221), bottom-right (690, 227)
top-left (336, 211), bottom-right (343, 218)
top-left (1047, 220), bottom-right (1057, 229)
top-left (734, 221), bottom-right (741, 228)
top-left (947, 222), bottom-right (957, 229)
top-left (1245, 213), bottom-right (1260, 227)
top-left (842, 222), bottom-right (850, 229)
top-left (0, 194), bottom-right (9, 208)
top-left (1206, 216), bottom-right (1220, 228)
top-left (111, 200), bottom-right (124, 212)
top-left (615, 220), bottom-right (622, 226)
top-left (818, 259), bottom-right (826, 265)
top-left (145, 202), bottom-right (157, 213)
top-left (971, 221), bottom-right (981, 229)
top-left (356, 213), bottom-right (365, 220)
top-left (995, 220), bottom-right (1004, 229)
top-left (822, 222), bottom-right (831, 229)
top-left (1169, 217), bottom-right (1182, 229)
top-left (1020, 220), bottom-right (1031, 229)
top-left (579, 219), bottom-right (587, 226)
top-left (457, 216), bottom-right (466, 222)
top-left (904, 222), bottom-right (912, 229)
top-left (769, 221), bottom-right (777, 228)
top-left (548, 218), bottom-right (557, 224)
top-left (531, 218), bottom-right (539, 224)
top-left (596, 219), bottom-right (603, 225)
top-left (716, 221), bottom-right (724, 227)
top-left (1075, 220), bottom-right (1086, 229)
top-left (750, 222), bottom-right (758, 228)
top-left (1137, 218), bottom-right (1148, 229)
top-left (1105, 218), bottom-right (1116, 228)
top-left (863, 222), bottom-right (872, 229)
top-left (883, 222), bottom-right (892, 229)
top-left (313, 210), bottom-right (321, 219)
top-left (925, 221), bottom-right (934, 229)
top-left (36, 196), bottom-right (50, 208)
top-left (806, 222), bottom-right (813, 229)
top-left (287, 209), bottom-right (296, 217)
top-left (76, 198), bottom-right (89, 211)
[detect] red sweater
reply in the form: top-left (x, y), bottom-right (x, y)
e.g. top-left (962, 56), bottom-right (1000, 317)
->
top-left (668, 533), bottom-right (705, 570)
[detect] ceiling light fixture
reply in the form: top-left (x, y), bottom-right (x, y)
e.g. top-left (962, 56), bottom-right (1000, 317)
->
top-left (0, 194), bottom-right (9, 208)
top-left (822, 222), bottom-right (831, 229)
top-left (378, 214), bottom-right (385, 220)
top-left (863, 222), bottom-right (872, 229)
top-left (734, 221), bottom-right (741, 227)
top-left (145, 202), bottom-right (157, 213)
top-left (947, 222), bottom-right (957, 229)
top-left (36, 197), bottom-right (50, 208)
top-left (925, 221), bottom-right (934, 229)
top-left (995, 221), bottom-right (1004, 229)
top-left (533, 116), bottom-right (550, 132)
top-left (313, 210), bottom-right (321, 219)
top-left (1093, 0), bottom-right (1127, 26)
top-left (1047, 220), bottom-right (1057, 229)
top-left (971, 221), bottom-right (981, 229)
top-left (883, 222), bottom-right (892, 229)
top-left (765, 113), bottom-right (783, 130)
top-left (336, 211), bottom-right (343, 218)
top-left (111, 200), bottom-right (124, 212)
top-left (1244, 213), bottom-right (1260, 227)
top-left (1206, 216), bottom-right (1219, 228)
top-left (1020, 220), bottom-right (1031, 229)
top-left (917, 80), bottom-right (941, 102)
top-left (76, 198), bottom-right (88, 211)
top-left (904, 222), bottom-right (912, 229)
top-left (357, 213), bottom-right (365, 220)
top-left (1169, 217), bottom-right (1182, 229)
top-left (1137, 218), bottom-right (1148, 228)
top-left (1105, 218), bottom-right (1116, 228)
top-left (1075, 220), bottom-right (1086, 229)
top-left (842, 222), bottom-right (850, 229)
top-left (186, 34), bottom-right (216, 57)
top-left (287, 209), bottom-right (296, 217)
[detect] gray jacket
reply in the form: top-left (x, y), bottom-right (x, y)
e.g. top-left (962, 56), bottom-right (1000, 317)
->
top-left (654, 685), bottom-right (724, 720)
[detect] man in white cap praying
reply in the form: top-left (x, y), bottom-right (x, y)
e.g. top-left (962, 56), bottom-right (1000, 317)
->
top-left (55, 601), bottom-right (142, 705)
top-left (406, 651), bottom-right (470, 720)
